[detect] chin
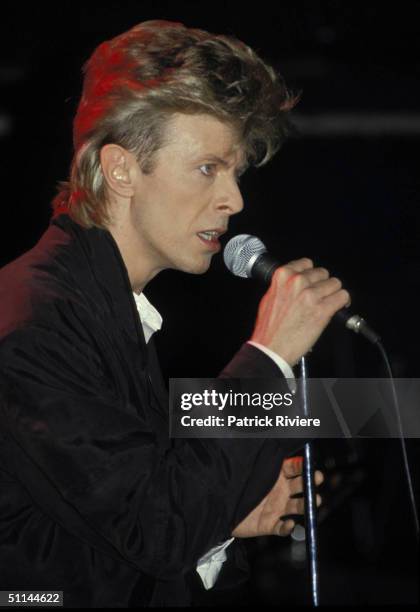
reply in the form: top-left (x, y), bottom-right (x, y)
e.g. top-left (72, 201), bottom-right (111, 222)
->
top-left (179, 256), bottom-right (212, 275)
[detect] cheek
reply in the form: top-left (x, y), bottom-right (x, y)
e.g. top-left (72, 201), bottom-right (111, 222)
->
top-left (136, 173), bottom-right (212, 236)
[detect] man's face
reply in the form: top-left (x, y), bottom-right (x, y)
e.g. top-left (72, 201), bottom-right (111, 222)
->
top-left (128, 113), bottom-right (247, 277)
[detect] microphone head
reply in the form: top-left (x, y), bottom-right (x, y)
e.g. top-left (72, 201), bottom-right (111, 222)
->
top-left (223, 234), bottom-right (267, 278)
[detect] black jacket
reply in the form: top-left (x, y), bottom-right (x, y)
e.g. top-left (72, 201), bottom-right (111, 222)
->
top-left (0, 214), bottom-right (299, 607)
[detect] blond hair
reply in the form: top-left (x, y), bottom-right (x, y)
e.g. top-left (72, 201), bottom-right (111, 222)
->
top-left (52, 20), bottom-right (298, 228)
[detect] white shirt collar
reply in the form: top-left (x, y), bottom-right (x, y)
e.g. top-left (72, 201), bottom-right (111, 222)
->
top-left (132, 291), bottom-right (163, 343)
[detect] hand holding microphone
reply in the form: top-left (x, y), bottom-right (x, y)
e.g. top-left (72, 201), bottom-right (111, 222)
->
top-left (250, 257), bottom-right (350, 366)
top-left (224, 234), bottom-right (380, 367)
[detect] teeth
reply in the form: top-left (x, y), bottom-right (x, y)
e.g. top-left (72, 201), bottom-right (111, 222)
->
top-left (198, 231), bottom-right (219, 240)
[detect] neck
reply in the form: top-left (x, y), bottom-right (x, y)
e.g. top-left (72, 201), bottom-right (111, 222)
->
top-left (107, 223), bottom-right (163, 294)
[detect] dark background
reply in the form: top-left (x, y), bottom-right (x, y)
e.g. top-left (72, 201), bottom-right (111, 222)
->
top-left (0, 0), bottom-right (418, 605)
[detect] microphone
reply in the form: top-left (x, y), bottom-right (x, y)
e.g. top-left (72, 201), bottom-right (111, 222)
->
top-left (223, 234), bottom-right (380, 345)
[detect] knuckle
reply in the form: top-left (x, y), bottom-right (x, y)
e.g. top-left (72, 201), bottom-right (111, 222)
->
top-left (273, 266), bottom-right (291, 283)
top-left (291, 272), bottom-right (304, 287)
top-left (317, 267), bottom-right (329, 277)
top-left (302, 287), bottom-right (316, 306)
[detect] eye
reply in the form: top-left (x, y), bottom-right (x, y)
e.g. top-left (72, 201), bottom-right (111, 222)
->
top-left (199, 163), bottom-right (244, 185)
top-left (199, 164), bottom-right (216, 177)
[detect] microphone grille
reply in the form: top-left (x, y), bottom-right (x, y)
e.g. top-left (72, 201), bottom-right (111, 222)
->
top-left (223, 234), bottom-right (267, 278)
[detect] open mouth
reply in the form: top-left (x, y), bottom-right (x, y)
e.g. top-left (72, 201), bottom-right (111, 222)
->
top-left (197, 230), bottom-right (220, 243)
top-left (196, 229), bottom-right (225, 251)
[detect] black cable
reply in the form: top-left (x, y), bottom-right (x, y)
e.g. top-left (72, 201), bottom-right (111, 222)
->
top-left (376, 341), bottom-right (419, 540)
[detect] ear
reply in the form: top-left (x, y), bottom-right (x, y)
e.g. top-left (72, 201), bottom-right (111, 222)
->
top-left (100, 144), bottom-right (138, 198)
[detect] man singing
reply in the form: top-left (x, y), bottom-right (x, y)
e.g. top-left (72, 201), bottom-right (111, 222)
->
top-left (0, 20), bottom-right (348, 606)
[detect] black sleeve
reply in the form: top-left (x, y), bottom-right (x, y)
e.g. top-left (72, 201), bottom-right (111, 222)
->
top-left (219, 341), bottom-right (289, 378)
top-left (0, 308), bottom-right (301, 581)
top-left (217, 342), bottom-right (302, 532)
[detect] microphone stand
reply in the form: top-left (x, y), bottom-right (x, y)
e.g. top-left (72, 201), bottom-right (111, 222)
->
top-left (300, 356), bottom-right (319, 606)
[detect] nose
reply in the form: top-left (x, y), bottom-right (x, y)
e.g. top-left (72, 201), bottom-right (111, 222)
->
top-left (215, 178), bottom-right (244, 216)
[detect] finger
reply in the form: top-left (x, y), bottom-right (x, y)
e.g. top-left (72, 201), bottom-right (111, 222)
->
top-left (288, 470), bottom-right (324, 497)
top-left (284, 258), bottom-right (314, 273)
top-left (277, 519), bottom-right (295, 537)
top-left (289, 476), bottom-right (304, 496)
top-left (282, 456), bottom-right (303, 478)
top-left (321, 288), bottom-right (351, 318)
top-left (311, 277), bottom-right (343, 299)
top-left (284, 493), bottom-right (322, 515)
top-left (300, 267), bottom-right (330, 284)
top-left (285, 497), bottom-right (305, 516)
